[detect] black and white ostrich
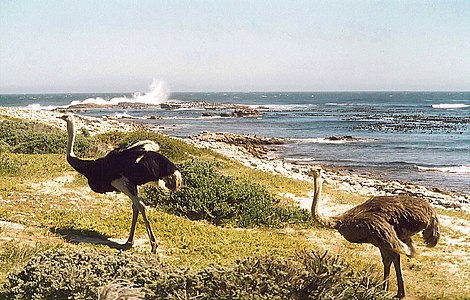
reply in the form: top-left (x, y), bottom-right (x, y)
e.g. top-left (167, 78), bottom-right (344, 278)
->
top-left (59, 114), bottom-right (181, 253)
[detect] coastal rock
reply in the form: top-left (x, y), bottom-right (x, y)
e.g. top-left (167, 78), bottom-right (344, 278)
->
top-left (0, 107), bottom-right (138, 136)
top-left (64, 100), bottom-right (263, 118)
top-left (66, 102), bottom-right (160, 110)
top-left (220, 112), bottom-right (234, 117)
top-left (327, 136), bottom-right (354, 141)
top-left (219, 107), bottom-right (261, 118)
top-left (145, 115), bottom-right (163, 120)
top-left (233, 107), bottom-right (260, 117)
top-left (325, 136), bottom-right (379, 143)
top-left (160, 103), bottom-right (181, 110)
top-left (191, 131), bottom-right (284, 145)
top-left (190, 131), bottom-right (284, 158)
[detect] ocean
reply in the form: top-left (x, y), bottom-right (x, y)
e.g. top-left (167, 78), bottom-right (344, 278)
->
top-left (1, 89), bottom-right (469, 194)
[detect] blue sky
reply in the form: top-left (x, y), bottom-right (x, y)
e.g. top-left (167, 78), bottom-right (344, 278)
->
top-left (1, 0), bottom-right (469, 93)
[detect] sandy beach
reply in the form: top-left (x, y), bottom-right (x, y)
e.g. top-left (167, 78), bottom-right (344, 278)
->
top-left (1, 106), bottom-right (468, 213)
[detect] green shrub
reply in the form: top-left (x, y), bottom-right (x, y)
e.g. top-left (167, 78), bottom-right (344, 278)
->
top-left (0, 241), bottom-right (58, 285)
top-left (97, 130), bottom-right (206, 162)
top-left (0, 248), bottom-right (390, 300)
top-left (0, 154), bottom-right (20, 176)
top-left (0, 249), bottom-right (172, 300)
top-left (11, 133), bottom-right (66, 154)
top-left (0, 119), bottom-right (99, 156)
top-left (0, 141), bottom-right (10, 153)
top-left (142, 160), bottom-right (310, 228)
top-left (0, 119), bottom-right (207, 159)
top-left (0, 119), bottom-right (60, 146)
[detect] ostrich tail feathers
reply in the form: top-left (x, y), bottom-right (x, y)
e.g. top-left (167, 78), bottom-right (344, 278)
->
top-left (422, 214), bottom-right (440, 247)
top-left (129, 140), bottom-right (160, 152)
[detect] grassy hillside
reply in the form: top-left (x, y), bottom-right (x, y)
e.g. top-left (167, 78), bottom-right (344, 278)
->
top-left (0, 116), bottom-right (468, 299)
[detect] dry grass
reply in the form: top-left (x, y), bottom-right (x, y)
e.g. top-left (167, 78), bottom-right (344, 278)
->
top-left (2, 164), bottom-right (468, 299)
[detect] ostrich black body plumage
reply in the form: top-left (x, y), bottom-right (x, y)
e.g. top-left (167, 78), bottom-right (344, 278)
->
top-left (67, 142), bottom-right (178, 193)
top-left (60, 114), bottom-right (181, 253)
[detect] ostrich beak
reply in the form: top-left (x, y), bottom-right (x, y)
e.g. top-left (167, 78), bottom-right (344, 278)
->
top-left (158, 170), bottom-right (182, 191)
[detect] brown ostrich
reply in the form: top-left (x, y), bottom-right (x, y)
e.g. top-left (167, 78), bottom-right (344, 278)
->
top-left (310, 168), bottom-right (439, 298)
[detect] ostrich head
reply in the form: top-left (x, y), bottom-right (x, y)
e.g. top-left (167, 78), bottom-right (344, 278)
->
top-left (310, 167), bottom-right (322, 179)
top-left (58, 114), bottom-right (76, 134)
top-left (58, 113), bottom-right (74, 124)
top-left (310, 167), bottom-right (323, 199)
top-left (158, 170), bottom-right (182, 191)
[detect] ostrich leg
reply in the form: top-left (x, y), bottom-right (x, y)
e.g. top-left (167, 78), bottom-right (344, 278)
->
top-left (380, 248), bottom-right (393, 292)
top-left (111, 177), bottom-right (158, 253)
top-left (134, 198), bottom-right (157, 253)
top-left (126, 204), bottom-right (139, 245)
top-left (392, 253), bottom-right (405, 298)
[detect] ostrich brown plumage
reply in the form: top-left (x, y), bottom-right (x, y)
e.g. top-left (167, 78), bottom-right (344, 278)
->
top-left (59, 114), bottom-right (182, 253)
top-left (310, 168), bottom-right (439, 298)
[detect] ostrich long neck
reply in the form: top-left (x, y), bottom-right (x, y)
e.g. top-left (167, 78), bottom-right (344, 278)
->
top-left (63, 118), bottom-right (96, 178)
top-left (65, 119), bottom-right (76, 157)
top-left (64, 117), bottom-right (92, 177)
top-left (311, 174), bottom-right (338, 229)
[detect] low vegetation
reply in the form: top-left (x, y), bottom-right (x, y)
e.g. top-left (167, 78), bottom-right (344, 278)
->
top-left (0, 119), bottom-right (96, 156)
top-left (0, 248), bottom-right (388, 300)
top-left (0, 116), bottom-right (469, 299)
top-left (142, 159), bottom-right (311, 228)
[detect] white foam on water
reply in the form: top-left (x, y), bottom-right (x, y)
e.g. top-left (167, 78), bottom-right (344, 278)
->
top-left (112, 111), bottom-right (142, 119)
top-left (23, 79), bottom-right (170, 110)
top-left (247, 104), bottom-right (317, 111)
top-left (290, 137), bottom-right (378, 144)
top-left (26, 103), bottom-right (62, 110)
top-left (432, 103), bottom-right (469, 109)
top-left (416, 165), bottom-right (470, 174)
top-left (284, 157), bottom-right (315, 162)
top-left (70, 79), bottom-right (170, 107)
top-left (325, 102), bottom-right (348, 106)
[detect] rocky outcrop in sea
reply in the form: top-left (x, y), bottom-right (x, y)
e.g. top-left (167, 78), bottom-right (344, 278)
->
top-left (64, 101), bottom-right (262, 118)
top-left (190, 131), bottom-right (284, 158)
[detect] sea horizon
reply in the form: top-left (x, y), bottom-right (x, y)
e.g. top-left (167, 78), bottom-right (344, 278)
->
top-left (2, 90), bottom-right (470, 95)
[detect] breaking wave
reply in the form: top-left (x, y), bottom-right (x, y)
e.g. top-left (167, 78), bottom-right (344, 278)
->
top-left (26, 103), bottom-right (68, 111)
top-left (24, 79), bottom-right (170, 110)
top-left (432, 103), bottom-right (469, 109)
top-left (416, 165), bottom-right (470, 174)
top-left (248, 104), bottom-right (317, 111)
top-left (290, 137), bottom-right (379, 144)
top-left (110, 111), bottom-right (144, 119)
top-left (71, 79), bottom-right (169, 106)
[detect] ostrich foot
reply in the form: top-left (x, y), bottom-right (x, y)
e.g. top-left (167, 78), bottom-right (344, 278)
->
top-left (394, 292), bottom-right (405, 299)
top-left (117, 241), bottom-right (133, 250)
top-left (150, 242), bottom-right (158, 254)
